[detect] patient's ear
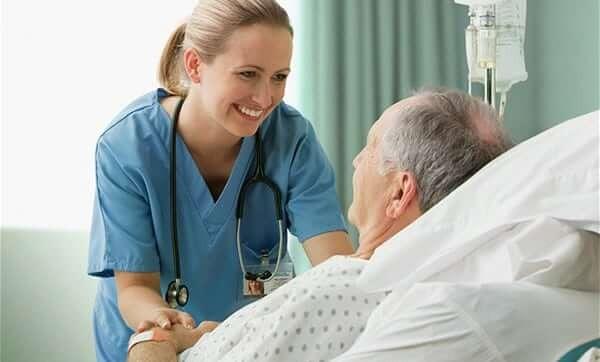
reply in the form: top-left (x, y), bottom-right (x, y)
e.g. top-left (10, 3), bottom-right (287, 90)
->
top-left (386, 172), bottom-right (418, 218)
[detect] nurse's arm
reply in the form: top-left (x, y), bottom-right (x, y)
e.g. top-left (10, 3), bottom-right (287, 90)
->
top-left (115, 271), bottom-right (195, 331)
top-left (302, 231), bottom-right (354, 266)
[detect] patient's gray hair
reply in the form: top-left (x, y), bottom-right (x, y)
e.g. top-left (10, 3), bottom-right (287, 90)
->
top-left (379, 88), bottom-right (512, 212)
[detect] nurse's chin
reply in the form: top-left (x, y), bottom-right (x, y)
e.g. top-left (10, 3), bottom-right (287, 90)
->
top-left (226, 123), bottom-right (262, 138)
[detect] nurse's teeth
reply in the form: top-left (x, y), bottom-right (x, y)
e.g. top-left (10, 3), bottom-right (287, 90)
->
top-left (238, 105), bottom-right (262, 117)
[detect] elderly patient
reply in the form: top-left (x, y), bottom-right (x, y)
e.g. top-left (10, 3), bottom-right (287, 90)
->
top-left (128, 88), bottom-right (511, 362)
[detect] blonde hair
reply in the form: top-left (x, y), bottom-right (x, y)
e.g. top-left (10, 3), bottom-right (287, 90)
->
top-left (158, 0), bottom-right (293, 96)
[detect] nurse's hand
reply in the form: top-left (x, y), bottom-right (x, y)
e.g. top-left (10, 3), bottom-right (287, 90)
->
top-left (136, 308), bottom-right (196, 332)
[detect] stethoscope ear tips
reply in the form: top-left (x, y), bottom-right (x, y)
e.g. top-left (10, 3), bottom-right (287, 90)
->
top-left (259, 270), bottom-right (272, 280)
top-left (166, 280), bottom-right (189, 308)
top-left (245, 270), bottom-right (272, 282)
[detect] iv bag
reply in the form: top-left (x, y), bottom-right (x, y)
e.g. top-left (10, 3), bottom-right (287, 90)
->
top-left (466, 0), bottom-right (528, 93)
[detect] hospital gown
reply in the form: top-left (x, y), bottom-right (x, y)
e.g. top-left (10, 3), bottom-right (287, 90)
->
top-left (178, 256), bottom-right (387, 362)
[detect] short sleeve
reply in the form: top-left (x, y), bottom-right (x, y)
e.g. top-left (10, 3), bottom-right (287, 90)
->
top-left (286, 122), bottom-right (347, 242)
top-left (87, 139), bottom-right (159, 277)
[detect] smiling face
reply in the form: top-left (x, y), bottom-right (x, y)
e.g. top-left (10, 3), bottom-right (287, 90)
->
top-left (187, 23), bottom-right (293, 137)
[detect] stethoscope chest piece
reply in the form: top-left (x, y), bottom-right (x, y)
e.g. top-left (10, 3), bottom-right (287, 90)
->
top-left (166, 279), bottom-right (189, 308)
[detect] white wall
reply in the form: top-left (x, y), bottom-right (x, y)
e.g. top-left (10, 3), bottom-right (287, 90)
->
top-left (1, 2), bottom-right (196, 359)
top-left (1, 229), bottom-right (95, 361)
top-left (1, 1), bottom-right (302, 360)
top-left (1, 0), bottom-right (300, 232)
top-left (3, 0), bottom-right (194, 230)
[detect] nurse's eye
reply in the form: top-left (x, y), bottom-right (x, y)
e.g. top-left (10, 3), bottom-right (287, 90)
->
top-left (273, 73), bottom-right (288, 82)
top-left (239, 71), bottom-right (257, 79)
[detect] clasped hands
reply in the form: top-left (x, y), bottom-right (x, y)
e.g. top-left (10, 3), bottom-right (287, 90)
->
top-left (135, 308), bottom-right (219, 353)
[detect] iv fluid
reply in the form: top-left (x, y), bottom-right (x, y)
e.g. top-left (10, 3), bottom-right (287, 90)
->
top-left (468, 0), bottom-right (528, 92)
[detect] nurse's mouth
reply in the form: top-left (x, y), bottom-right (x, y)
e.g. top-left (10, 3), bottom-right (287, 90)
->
top-left (234, 104), bottom-right (264, 122)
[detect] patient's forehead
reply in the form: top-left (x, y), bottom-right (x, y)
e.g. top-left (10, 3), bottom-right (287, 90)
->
top-left (374, 96), bottom-right (420, 137)
top-left (388, 96), bottom-right (421, 115)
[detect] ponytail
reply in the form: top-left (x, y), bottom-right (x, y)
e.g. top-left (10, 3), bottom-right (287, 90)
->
top-left (158, 23), bottom-right (188, 96)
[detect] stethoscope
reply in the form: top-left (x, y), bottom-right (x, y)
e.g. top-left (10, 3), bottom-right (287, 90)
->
top-left (165, 98), bottom-right (285, 308)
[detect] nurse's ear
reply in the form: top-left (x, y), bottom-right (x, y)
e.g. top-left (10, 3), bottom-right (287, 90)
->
top-left (183, 48), bottom-right (204, 84)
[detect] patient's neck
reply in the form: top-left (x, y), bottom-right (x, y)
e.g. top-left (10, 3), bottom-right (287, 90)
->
top-left (354, 224), bottom-right (403, 260)
top-left (354, 208), bottom-right (422, 260)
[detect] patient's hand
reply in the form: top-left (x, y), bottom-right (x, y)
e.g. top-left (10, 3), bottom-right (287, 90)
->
top-left (173, 321), bottom-right (220, 352)
top-left (128, 321), bottom-right (220, 362)
top-left (163, 321), bottom-right (220, 353)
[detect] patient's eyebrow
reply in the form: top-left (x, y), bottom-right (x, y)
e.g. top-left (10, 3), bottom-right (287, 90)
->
top-left (367, 131), bottom-right (378, 147)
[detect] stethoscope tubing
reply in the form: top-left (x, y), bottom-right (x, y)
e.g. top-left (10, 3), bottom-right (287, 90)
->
top-left (236, 219), bottom-right (284, 283)
top-left (170, 97), bottom-right (185, 283)
top-left (168, 97), bottom-right (285, 307)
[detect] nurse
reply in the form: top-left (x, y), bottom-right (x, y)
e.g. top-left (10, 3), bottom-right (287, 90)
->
top-left (87, 0), bottom-right (353, 361)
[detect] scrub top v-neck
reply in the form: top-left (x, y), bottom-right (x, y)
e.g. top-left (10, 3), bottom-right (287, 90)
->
top-left (87, 89), bottom-right (347, 362)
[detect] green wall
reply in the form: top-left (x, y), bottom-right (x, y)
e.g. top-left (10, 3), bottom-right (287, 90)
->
top-left (290, 0), bottom-right (599, 272)
top-left (503, 0), bottom-right (599, 142)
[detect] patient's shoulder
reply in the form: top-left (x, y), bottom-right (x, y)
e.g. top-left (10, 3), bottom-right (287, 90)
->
top-left (296, 256), bottom-right (367, 290)
top-left (315, 255), bottom-right (366, 272)
top-left (285, 256), bottom-right (385, 309)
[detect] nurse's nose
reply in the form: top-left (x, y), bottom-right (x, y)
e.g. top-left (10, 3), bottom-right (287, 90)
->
top-left (252, 80), bottom-right (272, 109)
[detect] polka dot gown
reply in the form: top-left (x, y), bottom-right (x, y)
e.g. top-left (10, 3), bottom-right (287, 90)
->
top-left (178, 256), bottom-right (387, 362)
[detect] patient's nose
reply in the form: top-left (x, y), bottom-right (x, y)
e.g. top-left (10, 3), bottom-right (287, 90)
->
top-left (353, 150), bottom-right (364, 168)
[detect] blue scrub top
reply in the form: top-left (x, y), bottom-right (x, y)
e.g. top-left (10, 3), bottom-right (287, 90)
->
top-left (87, 89), bottom-right (347, 361)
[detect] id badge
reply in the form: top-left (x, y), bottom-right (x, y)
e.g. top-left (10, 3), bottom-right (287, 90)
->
top-left (243, 261), bottom-right (294, 297)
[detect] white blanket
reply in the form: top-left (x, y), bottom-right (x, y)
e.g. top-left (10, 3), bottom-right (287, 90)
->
top-left (334, 282), bottom-right (598, 362)
top-left (336, 220), bottom-right (599, 362)
top-left (179, 256), bottom-right (387, 362)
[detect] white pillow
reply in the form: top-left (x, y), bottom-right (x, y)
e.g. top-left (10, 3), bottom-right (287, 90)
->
top-left (357, 111), bottom-right (599, 293)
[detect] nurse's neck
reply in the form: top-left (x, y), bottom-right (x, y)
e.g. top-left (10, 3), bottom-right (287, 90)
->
top-left (163, 95), bottom-right (242, 161)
